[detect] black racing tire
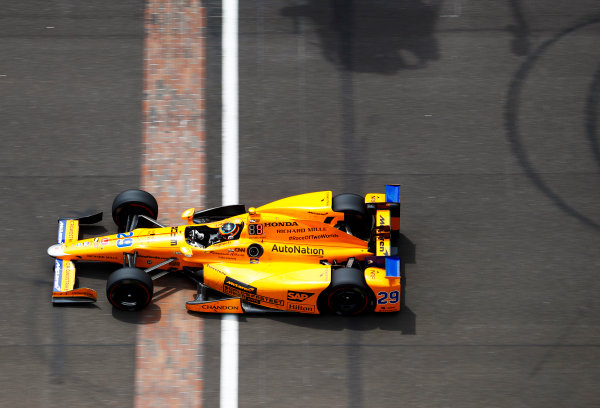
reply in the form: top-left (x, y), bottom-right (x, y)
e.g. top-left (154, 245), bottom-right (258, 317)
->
top-left (106, 267), bottom-right (154, 311)
top-left (112, 189), bottom-right (158, 231)
top-left (321, 267), bottom-right (372, 316)
top-left (332, 193), bottom-right (366, 216)
top-left (332, 193), bottom-right (371, 239)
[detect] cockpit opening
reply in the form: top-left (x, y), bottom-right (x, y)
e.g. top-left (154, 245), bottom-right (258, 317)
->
top-left (185, 222), bottom-right (244, 248)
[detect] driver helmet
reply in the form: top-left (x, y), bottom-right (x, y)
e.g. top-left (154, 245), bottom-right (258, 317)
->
top-left (219, 222), bottom-right (239, 237)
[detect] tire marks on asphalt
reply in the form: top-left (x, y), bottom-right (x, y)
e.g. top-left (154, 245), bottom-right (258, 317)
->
top-left (504, 15), bottom-right (600, 231)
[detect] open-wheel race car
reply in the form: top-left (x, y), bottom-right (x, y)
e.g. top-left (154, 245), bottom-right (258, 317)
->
top-left (48, 185), bottom-right (402, 315)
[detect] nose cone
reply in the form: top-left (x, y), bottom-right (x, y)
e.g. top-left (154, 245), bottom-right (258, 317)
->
top-left (47, 244), bottom-right (66, 257)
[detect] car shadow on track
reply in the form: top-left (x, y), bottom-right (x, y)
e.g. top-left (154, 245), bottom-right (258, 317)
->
top-left (281, 0), bottom-right (441, 73)
top-left (249, 305), bottom-right (416, 334)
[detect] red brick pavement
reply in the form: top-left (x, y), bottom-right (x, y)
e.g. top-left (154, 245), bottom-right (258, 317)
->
top-left (137, 1), bottom-right (206, 407)
top-left (141, 0), bottom-right (206, 225)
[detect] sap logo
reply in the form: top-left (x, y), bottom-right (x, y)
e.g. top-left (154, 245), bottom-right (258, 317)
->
top-left (287, 291), bottom-right (314, 302)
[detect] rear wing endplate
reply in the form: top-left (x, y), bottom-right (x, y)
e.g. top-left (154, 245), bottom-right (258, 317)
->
top-left (366, 185), bottom-right (401, 277)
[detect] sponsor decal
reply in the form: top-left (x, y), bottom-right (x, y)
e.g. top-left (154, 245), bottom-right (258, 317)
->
top-left (101, 237), bottom-right (109, 245)
top-left (288, 303), bottom-right (315, 313)
top-left (196, 303), bottom-right (241, 312)
top-left (65, 220), bottom-right (77, 242)
top-left (264, 221), bottom-right (299, 227)
top-left (224, 277), bottom-right (257, 294)
top-left (170, 227), bottom-right (178, 246)
top-left (271, 244), bottom-right (324, 256)
top-left (378, 234), bottom-right (388, 256)
top-left (53, 260), bottom-right (63, 291)
top-left (308, 227), bottom-right (326, 232)
top-left (207, 264), bottom-right (227, 275)
top-left (250, 258), bottom-right (259, 264)
top-left (289, 233), bottom-right (339, 241)
top-left (58, 220), bottom-right (66, 243)
top-left (277, 228), bottom-right (306, 234)
top-left (287, 291), bottom-right (314, 302)
top-left (223, 278), bottom-right (283, 306)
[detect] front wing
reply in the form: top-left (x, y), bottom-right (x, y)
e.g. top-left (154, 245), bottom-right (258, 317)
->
top-left (51, 216), bottom-right (101, 304)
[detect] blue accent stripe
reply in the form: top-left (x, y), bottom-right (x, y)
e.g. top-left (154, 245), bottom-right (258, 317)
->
top-left (386, 256), bottom-right (401, 277)
top-left (53, 259), bottom-right (63, 291)
top-left (57, 219), bottom-right (67, 244)
top-left (386, 185), bottom-right (400, 203)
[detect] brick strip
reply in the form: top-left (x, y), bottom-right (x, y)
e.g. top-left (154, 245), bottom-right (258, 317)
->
top-left (136, 1), bottom-right (206, 407)
top-left (142, 0), bottom-right (206, 224)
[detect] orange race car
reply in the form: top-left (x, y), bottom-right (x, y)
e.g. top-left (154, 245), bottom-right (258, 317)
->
top-left (47, 185), bottom-right (401, 315)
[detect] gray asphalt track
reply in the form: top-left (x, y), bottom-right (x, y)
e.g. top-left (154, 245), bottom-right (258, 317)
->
top-left (2, 1), bottom-right (600, 407)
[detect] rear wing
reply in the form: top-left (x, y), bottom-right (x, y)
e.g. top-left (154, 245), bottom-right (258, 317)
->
top-left (366, 184), bottom-right (401, 277)
top-left (51, 213), bottom-right (102, 304)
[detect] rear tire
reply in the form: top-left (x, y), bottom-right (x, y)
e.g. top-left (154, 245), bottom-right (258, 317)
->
top-left (106, 267), bottom-right (154, 311)
top-left (112, 189), bottom-right (158, 231)
top-left (332, 193), bottom-right (371, 239)
top-left (322, 267), bottom-right (372, 315)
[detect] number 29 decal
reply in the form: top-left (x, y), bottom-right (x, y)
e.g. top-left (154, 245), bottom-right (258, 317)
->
top-left (377, 290), bottom-right (400, 305)
top-left (116, 232), bottom-right (133, 248)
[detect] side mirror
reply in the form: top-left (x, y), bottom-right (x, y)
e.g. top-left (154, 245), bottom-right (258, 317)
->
top-left (181, 208), bottom-right (195, 224)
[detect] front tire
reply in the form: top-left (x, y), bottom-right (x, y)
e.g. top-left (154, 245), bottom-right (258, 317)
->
top-left (106, 267), bottom-right (154, 311)
top-left (112, 189), bottom-right (159, 231)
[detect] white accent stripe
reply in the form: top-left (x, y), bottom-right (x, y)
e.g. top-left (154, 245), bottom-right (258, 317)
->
top-left (221, 1), bottom-right (240, 408)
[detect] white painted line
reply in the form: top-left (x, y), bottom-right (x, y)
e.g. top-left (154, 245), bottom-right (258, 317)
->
top-left (221, 1), bottom-right (240, 408)
top-left (220, 314), bottom-right (239, 408)
top-left (222, 0), bottom-right (239, 206)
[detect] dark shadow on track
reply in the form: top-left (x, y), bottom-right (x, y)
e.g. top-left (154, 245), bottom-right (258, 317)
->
top-left (281, 0), bottom-right (440, 74)
top-left (504, 15), bottom-right (600, 231)
top-left (253, 306), bottom-right (416, 334)
top-left (282, 1), bottom-right (439, 192)
top-left (112, 303), bottom-right (162, 324)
